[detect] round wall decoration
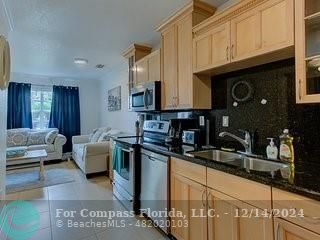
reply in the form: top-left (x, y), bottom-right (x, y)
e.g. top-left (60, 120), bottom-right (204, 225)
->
top-left (231, 80), bottom-right (254, 103)
top-left (0, 36), bottom-right (11, 90)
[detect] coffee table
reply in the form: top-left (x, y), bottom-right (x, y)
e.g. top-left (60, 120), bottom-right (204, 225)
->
top-left (6, 150), bottom-right (47, 180)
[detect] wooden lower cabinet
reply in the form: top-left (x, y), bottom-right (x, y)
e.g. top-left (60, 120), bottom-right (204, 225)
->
top-left (207, 188), bottom-right (273, 240)
top-left (274, 218), bottom-right (320, 240)
top-left (170, 172), bottom-right (207, 240)
top-left (170, 159), bottom-right (320, 240)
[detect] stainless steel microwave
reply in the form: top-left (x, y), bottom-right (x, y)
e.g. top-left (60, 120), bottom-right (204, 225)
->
top-left (130, 81), bottom-right (161, 112)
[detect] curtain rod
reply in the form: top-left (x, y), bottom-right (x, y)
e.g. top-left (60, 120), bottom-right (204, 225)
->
top-left (30, 83), bottom-right (79, 88)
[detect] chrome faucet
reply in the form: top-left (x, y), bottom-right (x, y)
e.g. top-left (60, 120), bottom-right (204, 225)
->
top-left (219, 130), bottom-right (252, 154)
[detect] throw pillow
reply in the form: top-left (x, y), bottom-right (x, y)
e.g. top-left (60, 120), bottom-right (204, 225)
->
top-left (27, 132), bottom-right (47, 146)
top-left (89, 128), bottom-right (98, 142)
top-left (45, 130), bottom-right (59, 144)
top-left (90, 127), bottom-right (111, 143)
top-left (105, 129), bottom-right (122, 136)
top-left (97, 132), bottom-right (111, 142)
top-left (7, 129), bottom-right (29, 147)
top-left (90, 129), bottom-right (104, 143)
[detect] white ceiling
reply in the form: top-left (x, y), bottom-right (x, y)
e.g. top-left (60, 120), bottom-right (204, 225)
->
top-left (5, 0), bottom-right (230, 80)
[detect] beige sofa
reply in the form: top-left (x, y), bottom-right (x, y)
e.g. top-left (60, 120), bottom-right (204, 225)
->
top-left (72, 128), bottom-right (123, 176)
top-left (7, 128), bottom-right (67, 161)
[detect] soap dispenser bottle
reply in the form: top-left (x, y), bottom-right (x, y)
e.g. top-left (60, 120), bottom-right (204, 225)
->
top-left (279, 129), bottom-right (294, 163)
top-left (266, 138), bottom-right (278, 160)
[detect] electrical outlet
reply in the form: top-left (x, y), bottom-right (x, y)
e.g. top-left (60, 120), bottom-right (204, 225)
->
top-left (222, 116), bottom-right (229, 127)
top-left (199, 116), bottom-right (205, 126)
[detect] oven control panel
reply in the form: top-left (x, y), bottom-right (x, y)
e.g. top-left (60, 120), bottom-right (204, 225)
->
top-left (143, 120), bottom-right (170, 134)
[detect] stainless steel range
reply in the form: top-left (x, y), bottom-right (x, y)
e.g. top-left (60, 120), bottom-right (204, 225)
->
top-left (112, 138), bottom-right (140, 213)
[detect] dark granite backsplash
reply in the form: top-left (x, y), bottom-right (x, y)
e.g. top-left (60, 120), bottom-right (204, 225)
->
top-left (148, 59), bottom-right (320, 164)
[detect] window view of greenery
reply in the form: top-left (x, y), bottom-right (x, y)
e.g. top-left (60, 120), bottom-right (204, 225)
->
top-left (31, 90), bottom-right (53, 129)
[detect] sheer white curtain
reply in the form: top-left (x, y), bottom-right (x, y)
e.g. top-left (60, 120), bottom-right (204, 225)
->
top-left (0, 89), bottom-right (7, 199)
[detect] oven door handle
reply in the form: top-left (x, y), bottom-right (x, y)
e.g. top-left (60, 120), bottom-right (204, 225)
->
top-left (121, 148), bottom-right (134, 153)
top-left (116, 145), bottom-right (134, 153)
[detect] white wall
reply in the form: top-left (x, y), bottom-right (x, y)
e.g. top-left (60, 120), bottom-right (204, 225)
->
top-left (99, 60), bottom-right (137, 134)
top-left (11, 72), bottom-right (101, 134)
top-left (97, 0), bottom-right (240, 134)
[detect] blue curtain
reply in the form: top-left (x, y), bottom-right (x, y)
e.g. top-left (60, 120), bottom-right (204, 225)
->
top-left (7, 82), bottom-right (32, 129)
top-left (49, 86), bottom-right (81, 153)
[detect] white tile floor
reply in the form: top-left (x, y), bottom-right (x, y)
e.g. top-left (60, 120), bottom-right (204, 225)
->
top-left (2, 161), bottom-right (169, 240)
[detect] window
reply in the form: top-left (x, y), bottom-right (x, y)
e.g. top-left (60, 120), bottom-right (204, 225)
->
top-left (31, 86), bottom-right (53, 129)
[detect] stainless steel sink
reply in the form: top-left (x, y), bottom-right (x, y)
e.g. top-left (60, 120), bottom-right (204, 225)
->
top-left (239, 157), bottom-right (289, 172)
top-left (188, 149), bottom-right (289, 175)
top-left (189, 150), bottom-right (242, 162)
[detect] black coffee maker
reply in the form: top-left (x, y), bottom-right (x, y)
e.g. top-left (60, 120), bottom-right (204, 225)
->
top-left (165, 118), bottom-right (198, 146)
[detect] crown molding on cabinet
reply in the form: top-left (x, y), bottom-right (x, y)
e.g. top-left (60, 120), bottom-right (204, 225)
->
top-left (122, 43), bottom-right (152, 59)
top-left (156, 0), bottom-right (216, 32)
top-left (193, 0), bottom-right (268, 35)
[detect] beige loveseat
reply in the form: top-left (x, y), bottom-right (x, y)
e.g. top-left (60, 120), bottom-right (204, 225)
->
top-left (72, 128), bottom-right (123, 176)
top-left (7, 128), bottom-right (67, 161)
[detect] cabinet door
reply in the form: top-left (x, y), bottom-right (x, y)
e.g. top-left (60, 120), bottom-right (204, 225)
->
top-left (275, 218), bottom-right (320, 240)
top-left (208, 188), bottom-right (273, 240)
top-left (295, 0), bottom-right (320, 103)
top-left (260, 0), bottom-right (294, 51)
top-left (230, 9), bottom-right (261, 61)
top-left (193, 33), bottom-right (212, 72)
top-left (171, 173), bottom-right (207, 240)
top-left (148, 49), bottom-right (161, 82)
top-left (211, 21), bottom-right (231, 67)
top-left (135, 58), bottom-right (148, 85)
top-left (176, 15), bottom-right (193, 109)
top-left (231, 0), bottom-right (294, 62)
top-left (194, 22), bottom-right (231, 73)
top-left (162, 26), bottom-right (178, 109)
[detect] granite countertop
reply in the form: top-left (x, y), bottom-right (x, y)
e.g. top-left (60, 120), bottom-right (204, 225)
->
top-left (113, 137), bottom-right (320, 201)
top-left (140, 144), bottom-right (320, 202)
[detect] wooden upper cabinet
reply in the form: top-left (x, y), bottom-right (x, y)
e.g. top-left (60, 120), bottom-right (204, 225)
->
top-left (260, 0), bottom-right (294, 49)
top-left (135, 58), bottom-right (148, 85)
top-left (230, 10), bottom-right (261, 61)
top-left (193, 33), bottom-right (212, 71)
top-left (134, 49), bottom-right (161, 86)
top-left (148, 49), bottom-right (161, 82)
top-left (194, 21), bottom-right (231, 72)
top-left (274, 218), bottom-right (320, 240)
top-left (231, 0), bottom-right (294, 62)
top-left (177, 15), bottom-right (193, 109)
top-left (211, 22), bottom-right (231, 67)
top-left (295, 0), bottom-right (320, 103)
top-left (162, 27), bottom-right (178, 109)
top-left (157, 0), bottom-right (216, 110)
top-left (193, 0), bottom-right (294, 74)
